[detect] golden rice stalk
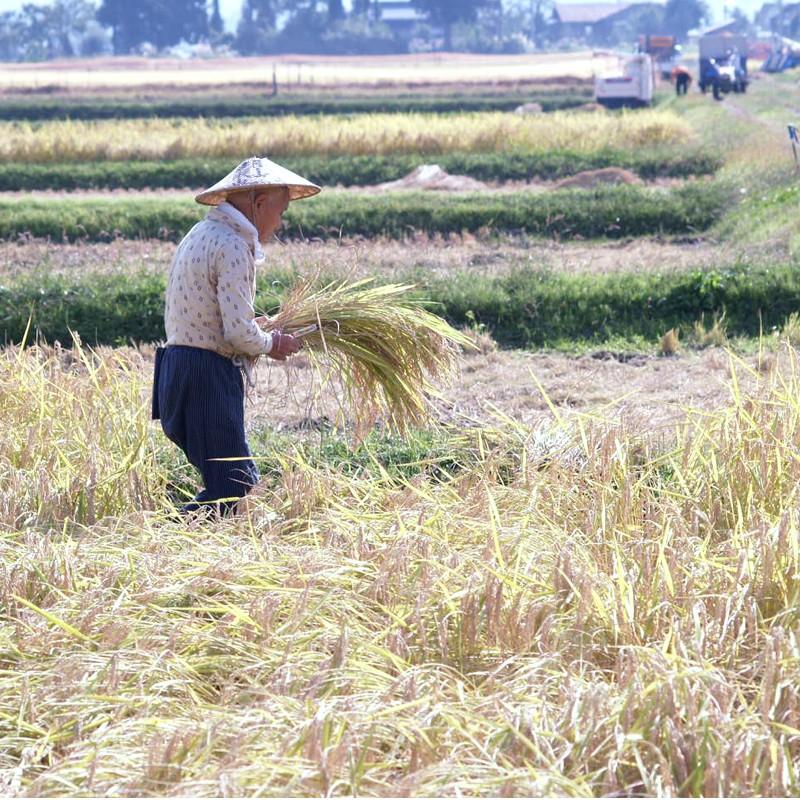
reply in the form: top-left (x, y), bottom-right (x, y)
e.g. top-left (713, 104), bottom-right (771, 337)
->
top-left (265, 279), bottom-right (474, 434)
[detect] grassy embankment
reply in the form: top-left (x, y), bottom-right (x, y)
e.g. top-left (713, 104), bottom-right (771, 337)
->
top-left (666, 76), bottom-right (800, 255)
top-left (0, 149), bottom-right (719, 191)
top-left (2, 258), bottom-right (797, 350)
top-left (0, 183), bottom-right (728, 242)
top-left (0, 87), bottom-right (592, 120)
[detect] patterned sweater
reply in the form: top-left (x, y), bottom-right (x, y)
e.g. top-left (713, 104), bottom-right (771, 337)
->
top-left (164, 202), bottom-right (274, 359)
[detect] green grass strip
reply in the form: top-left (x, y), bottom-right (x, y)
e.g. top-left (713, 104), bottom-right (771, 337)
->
top-left (0, 148), bottom-right (721, 191)
top-left (0, 183), bottom-right (729, 243)
top-left (0, 90), bottom-right (592, 121)
top-left (1, 263), bottom-right (796, 349)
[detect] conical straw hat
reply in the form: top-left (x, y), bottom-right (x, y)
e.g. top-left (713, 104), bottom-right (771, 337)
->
top-left (195, 156), bottom-right (321, 206)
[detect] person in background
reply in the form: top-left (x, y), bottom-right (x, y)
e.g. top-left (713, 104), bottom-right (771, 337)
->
top-left (672, 65), bottom-right (692, 96)
top-left (152, 157), bottom-right (321, 517)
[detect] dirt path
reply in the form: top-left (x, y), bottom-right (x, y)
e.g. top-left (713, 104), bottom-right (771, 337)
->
top-left (243, 346), bottom-right (767, 434)
top-left (1, 235), bottom-right (773, 282)
top-left (115, 343), bottom-right (770, 437)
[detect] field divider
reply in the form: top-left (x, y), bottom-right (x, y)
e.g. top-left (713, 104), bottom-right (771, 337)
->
top-left (0, 183), bottom-right (731, 242)
top-left (0, 91), bottom-right (594, 121)
top-left (1, 263), bottom-right (795, 349)
top-left (0, 149), bottom-right (721, 191)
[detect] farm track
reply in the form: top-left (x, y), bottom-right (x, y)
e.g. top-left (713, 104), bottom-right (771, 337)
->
top-left (1, 75), bottom-right (590, 99)
top-left (0, 236), bottom-right (767, 281)
top-left (0, 51), bottom-right (615, 89)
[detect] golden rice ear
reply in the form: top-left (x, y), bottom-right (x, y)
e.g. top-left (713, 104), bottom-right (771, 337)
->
top-left (262, 279), bottom-right (472, 436)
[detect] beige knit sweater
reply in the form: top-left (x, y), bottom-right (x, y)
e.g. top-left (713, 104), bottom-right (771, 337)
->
top-left (164, 202), bottom-right (274, 359)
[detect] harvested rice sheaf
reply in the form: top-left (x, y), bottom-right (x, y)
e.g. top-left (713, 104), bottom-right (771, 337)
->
top-left (265, 279), bottom-right (473, 434)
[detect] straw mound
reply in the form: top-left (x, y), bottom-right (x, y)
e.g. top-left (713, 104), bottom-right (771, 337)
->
top-left (554, 167), bottom-right (642, 190)
top-left (376, 164), bottom-right (487, 192)
top-left (513, 102), bottom-right (543, 114)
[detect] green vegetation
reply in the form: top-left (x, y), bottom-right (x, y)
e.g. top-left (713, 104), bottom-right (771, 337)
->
top-left (0, 89), bottom-right (592, 121)
top-left (0, 183), bottom-right (730, 242)
top-left (248, 425), bottom-right (480, 484)
top-left (3, 261), bottom-right (797, 349)
top-left (0, 148), bottom-right (720, 191)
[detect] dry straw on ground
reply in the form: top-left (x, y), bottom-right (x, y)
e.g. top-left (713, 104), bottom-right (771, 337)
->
top-left (2, 342), bottom-right (800, 795)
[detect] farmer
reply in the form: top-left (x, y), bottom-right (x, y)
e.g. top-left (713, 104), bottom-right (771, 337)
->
top-left (153, 157), bottom-right (321, 517)
top-left (672, 65), bottom-right (692, 96)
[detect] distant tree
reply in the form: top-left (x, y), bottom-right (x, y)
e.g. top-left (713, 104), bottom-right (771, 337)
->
top-left (729, 7), bottom-right (751, 32)
top-left (352, 0), bottom-right (371, 13)
top-left (277, 2), bottom-right (327, 49)
top-left (237, 0), bottom-right (329, 54)
top-left (238, 0), bottom-right (278, 32)
top-left (322, 15), bottom-right (398, 54)
top-left (327, 0), bottom-right (345, 23)
top-left (79, 20), bottom-right (114, 55)
top-left (99, 0), bottom-right (208, 53)
top-left (209, 0), bottom-right (224, 35)
top-left (608, 5), bottom-right (665, 45)
top-left (497, 0), bottom-right (552, 48)
top-left (663, 0), bottom-right (708, 40)
top-left (0, 0), bottom-right (96, 59)
top-left (413, 0), bottom-right (489, 49)
top-left (0, 11), bottom-right (26, 59)
top-left (236, 0), bottom-right (276, 53)
top-left (179, 0), bottom-right (210, 43)
top-left (97, 0), bottom-right (139, 52)
top-left (530, 0), bottom-right (554, 47)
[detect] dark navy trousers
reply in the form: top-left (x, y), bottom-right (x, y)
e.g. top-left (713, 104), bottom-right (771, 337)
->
top-left (155, 345), bottom-right (259, 516)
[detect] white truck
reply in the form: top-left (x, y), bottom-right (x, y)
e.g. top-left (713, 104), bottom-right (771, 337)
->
top-left (594, 53), bottom-right (654, 109)
top-left (699, 33), bottom-right (748, 99)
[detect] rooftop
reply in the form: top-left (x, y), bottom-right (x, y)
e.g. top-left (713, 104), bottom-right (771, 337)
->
top-left (554, 2), bottom-right (662, 24)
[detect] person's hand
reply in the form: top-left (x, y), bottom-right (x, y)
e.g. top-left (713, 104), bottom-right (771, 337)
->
top-left (268, 329), bottom-right (301, 361)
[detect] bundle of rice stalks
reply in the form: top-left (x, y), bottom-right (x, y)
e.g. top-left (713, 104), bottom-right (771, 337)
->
top-left (264, 279), bottom-right (473, 434)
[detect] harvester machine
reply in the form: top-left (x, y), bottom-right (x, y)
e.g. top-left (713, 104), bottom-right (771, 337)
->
top-left (594, 52), bottom-right (654, 109)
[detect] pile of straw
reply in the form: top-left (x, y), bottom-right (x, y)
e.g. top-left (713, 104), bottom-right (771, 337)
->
top-left (265, 279), bottom-right (472, 433)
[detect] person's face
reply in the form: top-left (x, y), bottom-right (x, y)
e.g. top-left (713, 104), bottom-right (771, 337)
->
top-left (253, 188), bottom-right (290, 243)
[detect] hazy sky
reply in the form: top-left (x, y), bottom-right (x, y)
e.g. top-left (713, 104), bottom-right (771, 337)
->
top-left (0, 0), bottom-right (767, 34)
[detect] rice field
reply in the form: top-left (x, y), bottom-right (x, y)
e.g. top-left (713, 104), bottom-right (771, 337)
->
top-left (0, 110), bottom-right (694, 163)
top-left (0, 52), bottom-right (615, 89)
top-left (2, 60), bottom-right (800, 798)
top-left (3, 342), bottom-right (800, 795)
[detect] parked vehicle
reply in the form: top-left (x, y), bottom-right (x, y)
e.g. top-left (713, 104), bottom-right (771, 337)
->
top-left (699, 33), bottom-right (748, 99)
top-left (638, 34), bottom-right (681, 80)
top-left (762, 34), bottom-right (800, 72)
top-left (595, 53), bottom-right (654, 109)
